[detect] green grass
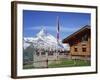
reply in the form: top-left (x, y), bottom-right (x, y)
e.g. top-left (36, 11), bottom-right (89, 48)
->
top-left (23, 64), bottom-right (34, 69)
top-left (48, 59), bottom-right (91, 68)
top-left (23, 59), bottom-right (91, 69)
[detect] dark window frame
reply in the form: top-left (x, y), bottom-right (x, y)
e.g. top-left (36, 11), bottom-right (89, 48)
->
top-left (82, 48), bottom-right (87, 52)
top-left (74, 48), bottom-right (78, 52)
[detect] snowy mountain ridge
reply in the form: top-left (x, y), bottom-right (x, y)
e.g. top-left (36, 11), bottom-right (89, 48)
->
top-left (24, 28), bottom-right (69, 51)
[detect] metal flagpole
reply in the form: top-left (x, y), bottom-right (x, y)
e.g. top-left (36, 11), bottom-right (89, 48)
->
top-left (57, 16), bottom-right (60, 43)
top-left (56, 16), bottom-right (60, 60)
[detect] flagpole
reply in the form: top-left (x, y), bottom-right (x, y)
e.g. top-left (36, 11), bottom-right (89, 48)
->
top-left (56, 16), bottom-right (60, 60)
top-left (57, 16), bottom-right (60, 43)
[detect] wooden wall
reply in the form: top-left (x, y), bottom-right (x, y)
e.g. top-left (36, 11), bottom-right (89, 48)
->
top-left (70, 37), bottom-right (91, 57)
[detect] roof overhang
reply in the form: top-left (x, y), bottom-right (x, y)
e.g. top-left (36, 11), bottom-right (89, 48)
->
top-left (62, 25), bottom-right (90, 43)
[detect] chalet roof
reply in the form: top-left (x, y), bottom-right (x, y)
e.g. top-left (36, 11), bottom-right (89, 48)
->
top-left (62, 25), bottom-right (90, 43)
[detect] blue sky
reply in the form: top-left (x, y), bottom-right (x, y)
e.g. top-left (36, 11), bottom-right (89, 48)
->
top-left (23, 10), bottom-right (91, 40)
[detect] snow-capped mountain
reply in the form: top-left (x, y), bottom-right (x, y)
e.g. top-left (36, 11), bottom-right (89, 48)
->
top-left (24, 28), bottom-right (69, 51)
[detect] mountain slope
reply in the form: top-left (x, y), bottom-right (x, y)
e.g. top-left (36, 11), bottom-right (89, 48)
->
top-left (24, 28), bottom-right (69, 51)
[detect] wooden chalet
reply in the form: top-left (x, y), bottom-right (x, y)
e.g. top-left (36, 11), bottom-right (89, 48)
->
top-left (62, 25), bottom-right (91, 60)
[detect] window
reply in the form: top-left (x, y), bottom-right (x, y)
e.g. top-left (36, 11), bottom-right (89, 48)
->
top-left (48, 51), bottom-right (53, 55)
top-left (36, 51), bottom-right (39, 56)
top-left (81, 34), bottom-right (88, 42)
top-left (82, 48), bottom-right (86, 52)
top-left (74, 48), bottom-right (78, 52)
top-left (41, 51), bottom-right (45, 55)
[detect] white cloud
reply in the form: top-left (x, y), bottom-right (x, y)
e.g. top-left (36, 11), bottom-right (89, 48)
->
top-left (24, 25), bottom-right (82, 33)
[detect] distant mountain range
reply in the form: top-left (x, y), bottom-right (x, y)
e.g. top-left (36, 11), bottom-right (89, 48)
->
top-left (24, 28), bottom-right (69, 51)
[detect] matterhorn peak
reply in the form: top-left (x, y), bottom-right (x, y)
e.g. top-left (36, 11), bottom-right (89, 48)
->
top-left (36, 27), bottom-right (47, 37)
top-left (24, 26), bottom-right (69, 51)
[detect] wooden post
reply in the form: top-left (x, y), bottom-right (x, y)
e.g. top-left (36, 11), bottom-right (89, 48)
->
top-left (46, 59), bottom-right (48, 68)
